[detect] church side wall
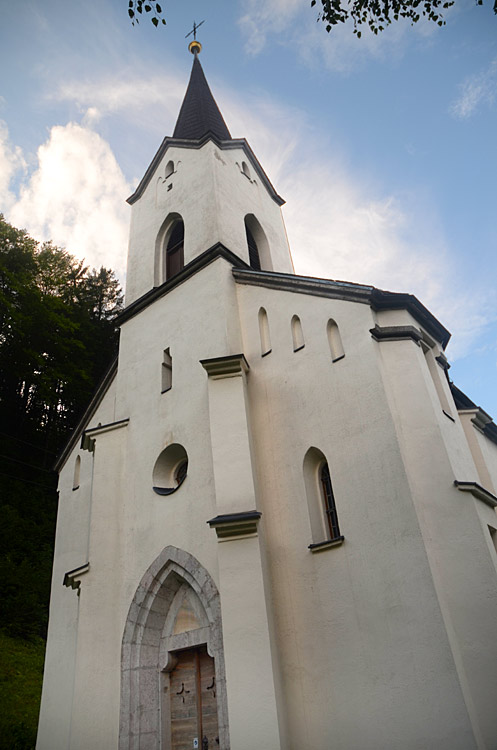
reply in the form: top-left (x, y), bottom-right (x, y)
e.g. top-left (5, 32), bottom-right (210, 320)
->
top-left (373, 312), bottom-right (497, 749)
top-left (236, 283), bottom-right (479, 750)
top-left (37, 379), bottom-right (118, 750)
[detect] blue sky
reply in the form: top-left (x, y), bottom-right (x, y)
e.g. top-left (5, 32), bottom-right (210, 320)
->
top-left (1, 0), bottom-right (496, 416)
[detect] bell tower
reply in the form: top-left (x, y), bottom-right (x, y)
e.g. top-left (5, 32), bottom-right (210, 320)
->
top-left (124, 41), bottom-right (294, 305)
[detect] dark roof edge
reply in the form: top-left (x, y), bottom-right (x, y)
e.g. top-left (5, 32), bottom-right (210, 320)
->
top-left (450, 383), bottom-right (497, 446)
top-left (126, 136), bottom-right (285, 207)
top-left (54, 357), bottom-right (118, 472)
top-left (233, 268), bottom-right (451, 348)
top-left (117, 243), bottom-right (250, 326)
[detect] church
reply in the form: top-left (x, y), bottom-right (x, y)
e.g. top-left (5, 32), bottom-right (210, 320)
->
top-left (37, 40), bottom-right (497, 750)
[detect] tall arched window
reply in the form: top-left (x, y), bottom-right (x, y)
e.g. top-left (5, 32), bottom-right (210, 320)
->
top-left (319, 461), bottom-right (341, 541)
top-left (303, 448), bottom-right (343, 549)
top-left (165, 220), bottom-right (184, 280)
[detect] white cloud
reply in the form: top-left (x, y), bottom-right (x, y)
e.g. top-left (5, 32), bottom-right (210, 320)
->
top-left (7, 123), bottom-right (131, 282)
top-left (0, 121), bottom-right (26, 212)
top-left (52, 73), bottom-right (185, 128)
top-left (450, 58), bottom-right (497, 119)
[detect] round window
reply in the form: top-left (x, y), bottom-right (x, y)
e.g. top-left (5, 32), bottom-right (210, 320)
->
top-left (153, 444), bottom-right (188, 495)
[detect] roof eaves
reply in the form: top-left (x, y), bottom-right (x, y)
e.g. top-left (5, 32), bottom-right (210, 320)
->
top-left (117, 243), bottom-right (250, 326)
top-left (233, 268), bottom-right (451, 348)
top-left (54, 357), bottom-right (118, 472)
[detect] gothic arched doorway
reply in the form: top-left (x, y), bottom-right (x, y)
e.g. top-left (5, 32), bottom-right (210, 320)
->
top-left (119, 547), bottom-right (229, 750)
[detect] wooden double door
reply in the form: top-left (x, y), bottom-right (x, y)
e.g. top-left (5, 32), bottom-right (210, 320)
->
top-left (165, 645), bottom-right (219, 750)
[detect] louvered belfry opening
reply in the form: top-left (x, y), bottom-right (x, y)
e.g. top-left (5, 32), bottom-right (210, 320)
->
top-left (245, 224), bottom-right (261, 271)
top-left (166, 221), bottom-right (185, 279)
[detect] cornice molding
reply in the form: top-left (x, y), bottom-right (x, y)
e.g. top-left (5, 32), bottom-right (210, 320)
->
top-left (63, 562), bottom-right (90, 594)
top-left (207, 510), bottom-right (261, 540)
top-left (454, 481), bottom-right (497, 508)
top-left (200, 353), bottom-right (249, 379)
top-left (369, 324), bottom-right (423, 344)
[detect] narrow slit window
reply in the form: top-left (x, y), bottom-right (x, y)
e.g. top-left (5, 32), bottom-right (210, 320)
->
top-left (73, 455), bottom-right (81, 491)
top-left (162, 348), bottom-right (172, 392)
top-left (327, 319), bottom-right (345, 362)
top-left (258, 307), bottom-right (271, 356)
top-left (291, 315), bottom-right (305, 351)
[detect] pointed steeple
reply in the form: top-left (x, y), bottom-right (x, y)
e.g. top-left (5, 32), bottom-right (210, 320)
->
top-left (173, 53), bottom-right (231, 141)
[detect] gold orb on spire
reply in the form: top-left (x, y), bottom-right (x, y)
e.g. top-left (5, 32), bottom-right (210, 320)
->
top-left (188, 40), bottom-right (202, 55)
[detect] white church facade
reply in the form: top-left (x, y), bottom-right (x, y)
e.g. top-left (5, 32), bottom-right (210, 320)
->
top-left (37, 43), bottom-right (497, 750)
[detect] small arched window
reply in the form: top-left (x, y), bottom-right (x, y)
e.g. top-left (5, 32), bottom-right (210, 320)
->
top-left (258, 307), bottom-right (271, 356)
top-left (164, 160), bottom-right (174, 179)
top-left (73, 455), bottom-right (81, 491)
top-left (291, 315), bottom-right (305, 351)
top-left (165, 220), bottom-right (184, 280)
top-left (241, 161), bottom-right (251, 179)
top-left (327, 319), bottom-right (345, 362)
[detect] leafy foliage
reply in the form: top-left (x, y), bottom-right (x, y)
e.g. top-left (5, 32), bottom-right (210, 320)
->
top-left (128, 0), bottom-right (166, 27)
top-left (312, 0), bottom-right (496, 37)
top-left (0, 631), bottom-right (46, 749)
top-left (0, 215), bottom-right (123, 642)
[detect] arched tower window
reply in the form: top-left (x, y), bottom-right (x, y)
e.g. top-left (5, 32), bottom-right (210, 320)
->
top-left (291, 315), bottom-right (305, 351)
top-left (327, 319), bottom-right (345, 362)
top-left (245, 224), bottom-right (261, 270)
top-left (165, 219), bottom-right (184, 281)
top-left (244, 215), bottom-right (271, 271)
top-left (164, 160), bottom-right (174, 179)
top-left (303, 448), bottom-right (343, 548)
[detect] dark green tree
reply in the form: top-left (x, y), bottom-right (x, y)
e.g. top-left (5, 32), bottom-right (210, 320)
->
top-left (0, 215), bottom-right (123, 641)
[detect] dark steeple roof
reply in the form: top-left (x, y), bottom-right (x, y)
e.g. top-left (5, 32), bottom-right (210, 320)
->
top-left (173, 55), bottom-right (231, 141)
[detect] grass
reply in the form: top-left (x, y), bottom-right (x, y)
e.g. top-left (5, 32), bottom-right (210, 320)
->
top-left (0, 631), bottom-right (46, 750)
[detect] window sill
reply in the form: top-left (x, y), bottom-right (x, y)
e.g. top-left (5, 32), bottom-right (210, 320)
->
top-left (161, 386), bottom-right (172, 394)
top-left (309, 536), bottom-right (344, 553)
